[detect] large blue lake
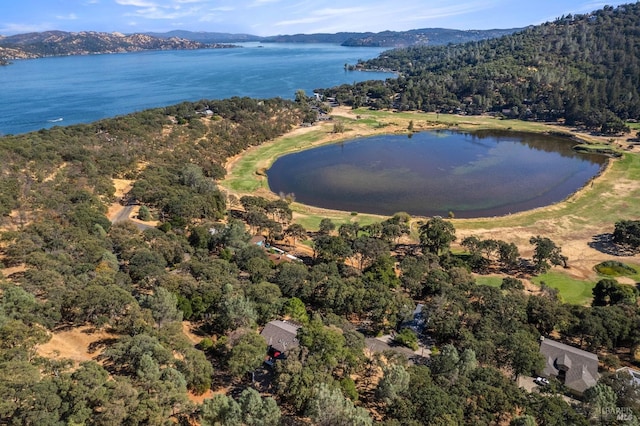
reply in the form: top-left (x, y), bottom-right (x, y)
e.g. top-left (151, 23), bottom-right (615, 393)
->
top-left (0, 43), bottom-right (393, 135)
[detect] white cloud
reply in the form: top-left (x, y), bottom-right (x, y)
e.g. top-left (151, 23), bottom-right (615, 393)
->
top-left (274, 17), bottom-right (324, 27)
top-left (313, 7), bottom-right (369, 16)
top-left (56, 14), bottom-right (79, 21)
top-left (124, 7), bottom-right (199, 20)
top-left (399, 2), bottom-right (497, 22)
top-left (271, 2), bottom-right (500, 34)
top-left (116, 0), bottom-right (211, 20)
top-left (274, 6), bottom-right (368, 28)
top-left (115, 0), bottom-right (158, 7)
top-left (250, 0), bottom-right (282, 5)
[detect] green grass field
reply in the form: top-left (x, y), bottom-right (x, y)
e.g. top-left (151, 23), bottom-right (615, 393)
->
top-left (222, 129), bottom-right (329, 193)
top-left (475, 276), bottom-right (504, 288)
top-left (531, 272), bottom-right (596, 305)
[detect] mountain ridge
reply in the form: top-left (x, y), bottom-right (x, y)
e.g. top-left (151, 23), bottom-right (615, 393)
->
top-left (320, 3), bottom-right (640, 130)
top-left (0, 30), bottom-right (236, 63)
top-left (148, 27), bottom-right (524, 47)
top-left (0, 26), bottom-right (524, 64)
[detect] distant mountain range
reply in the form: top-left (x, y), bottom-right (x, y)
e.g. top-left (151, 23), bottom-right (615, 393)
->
top-left (148, 27), bottom-right (525, 48)
top-left (0, 30), bottom-right (235, 63)
top-left (0, 26), bottom-right (524, 64)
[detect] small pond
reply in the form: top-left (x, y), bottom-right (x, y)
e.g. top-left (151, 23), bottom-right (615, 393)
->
top-left (267, 130), bottom-right (607, 218)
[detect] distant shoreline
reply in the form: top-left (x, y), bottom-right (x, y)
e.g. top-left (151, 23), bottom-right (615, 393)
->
top-left (0, 43), bottom-right (240, 63)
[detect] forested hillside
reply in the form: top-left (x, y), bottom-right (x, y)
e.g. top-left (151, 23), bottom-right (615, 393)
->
top-left (2, 3), bottom-right (640, 425)
top-left (322, 3), bottom-right (640, 133)
top-left (1, 97), bottom-right (640, 424)
top-left (260, 27), bottom-right (521, 47)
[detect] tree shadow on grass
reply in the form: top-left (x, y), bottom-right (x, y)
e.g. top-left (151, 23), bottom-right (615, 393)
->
top-left (589, 233), bottom-right (638, 256)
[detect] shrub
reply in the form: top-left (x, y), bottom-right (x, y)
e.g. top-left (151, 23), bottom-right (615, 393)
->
top-left (197, 337), bottom-right (214, 351)
top-left (138, 205), bottom-right (151, 221)
top-left (594, 260), bottom-right (637, 276)
top-left (340, 377), bottom-right (359, 401)
top-left (394, 328), bottom-right (419, 351)
top-left (501, 277), bottom-right (524, 291)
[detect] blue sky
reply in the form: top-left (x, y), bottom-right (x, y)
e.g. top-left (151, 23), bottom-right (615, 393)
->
top-left (0, 0), bottom-right (632, 36)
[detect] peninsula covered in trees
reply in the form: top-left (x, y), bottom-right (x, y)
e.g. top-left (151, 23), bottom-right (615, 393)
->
top-left (1, 2), bottom-right (640, 425)
top-left (0, 30), bottom-right (237, 62)
top-left (323, 3), bottom-right (640, 134)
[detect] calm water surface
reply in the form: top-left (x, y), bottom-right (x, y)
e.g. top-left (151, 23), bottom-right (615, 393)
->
top-left (268, 130), bottom-right (607, 218)
top-left (0, 43), bottom-right (393, 135)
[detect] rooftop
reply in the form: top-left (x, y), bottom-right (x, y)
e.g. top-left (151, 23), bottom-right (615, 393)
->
top-left (260, 320), bottom-right (301, 353)
top-left (540, 338), bottom-right (599, 395)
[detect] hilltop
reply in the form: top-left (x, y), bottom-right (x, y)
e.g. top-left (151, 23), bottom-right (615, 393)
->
top-left (322, 3), bottom-right (640, 130)
top-left (0, 30), bottom-right (236, 62)
top-left (0, 26), bottom-right (524, 64)
top-left (149, 27), bottom-right (523, 48)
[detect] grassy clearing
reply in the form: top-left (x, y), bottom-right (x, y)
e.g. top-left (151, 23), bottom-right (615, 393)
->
top-left (595, 261), bottom-right (640, 281)
top-left (594, 260), bottom-right (638, 276)
top-left (291, 208), bottom-right (382, 231)
top-left (475, 275), bottom-right (504, 288)
top-left (531, 272), bottom-right (595, 305)
top-left (222, 129), bottom-right (330, 193)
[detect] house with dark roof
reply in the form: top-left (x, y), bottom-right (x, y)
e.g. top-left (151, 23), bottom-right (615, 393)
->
top-left (260, 320), bottom-right (301, 355)
top-left (539, 337), bottom-right (600, 396)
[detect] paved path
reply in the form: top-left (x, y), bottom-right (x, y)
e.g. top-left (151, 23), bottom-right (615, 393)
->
top-left (112, 204), bottom-right (134, 223)
top-left (110, 204), bottom-right (154, 231)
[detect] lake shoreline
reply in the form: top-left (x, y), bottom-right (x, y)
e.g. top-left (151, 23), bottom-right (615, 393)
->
top-left (0, 44), bottom-right (394, 135)
top-left (221, 107), bottom-right (640, 284)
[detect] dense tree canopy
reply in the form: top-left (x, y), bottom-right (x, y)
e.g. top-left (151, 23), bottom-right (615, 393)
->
top-left (321, 3), bottom-right (640, 130)
top-left (1, 5), bottom-right (640, 423)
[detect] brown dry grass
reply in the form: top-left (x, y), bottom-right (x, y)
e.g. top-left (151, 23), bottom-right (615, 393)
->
top-left (36, 326), bottom-right (116, 365)
top-left (106, 178), bottom-right (134, 220)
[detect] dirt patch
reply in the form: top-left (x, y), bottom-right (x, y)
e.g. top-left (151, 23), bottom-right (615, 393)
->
top-left (43, 162), bottom-right (69, 182)
top-left (112, 178), bottom-right (133, 199)
top-left (188, 389), bottom-right (214, 404)
top-left (36, 326), bottom-right (117, 365)
top-left (618, 276), bottom-right (638, 285)
top-left (1, 264), bottom-right (26, 278)
top-left (455, 218), bottom-right (638, 284)
top-left (106, 178), bottom-right (134, 221)
top-left (182, 321), bottom-right (208, 345)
